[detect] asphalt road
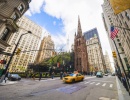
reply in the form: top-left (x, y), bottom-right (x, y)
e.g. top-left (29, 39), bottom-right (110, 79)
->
top-left (0, 75), bottom-right (118, 100)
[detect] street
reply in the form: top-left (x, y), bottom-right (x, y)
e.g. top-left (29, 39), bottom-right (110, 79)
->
top-left (0, 76), bottom-right (118, 100)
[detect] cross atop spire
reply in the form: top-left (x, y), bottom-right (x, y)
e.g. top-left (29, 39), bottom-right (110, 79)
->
top-left (77, 16), bottom-right (82, 36)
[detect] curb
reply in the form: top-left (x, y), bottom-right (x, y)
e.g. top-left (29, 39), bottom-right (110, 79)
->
top-left (116, 76), bottom-right (124, 100)
top-left (0, 81), bottom-right (18, 86)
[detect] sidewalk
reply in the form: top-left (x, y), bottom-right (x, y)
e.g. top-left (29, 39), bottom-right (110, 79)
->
top-left (0, 75), bottom-right (95, 86)
top-left (0, 80), bottom-right (18, 86)
top-left (116, 76), bottom-right (129, 100)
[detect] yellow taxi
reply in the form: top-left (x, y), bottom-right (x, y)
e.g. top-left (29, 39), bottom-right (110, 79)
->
top-left (63, 73), bottom-right (84, 83)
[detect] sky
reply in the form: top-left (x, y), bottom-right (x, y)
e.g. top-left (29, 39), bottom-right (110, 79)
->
top-left (25, 0), bottom-right (114, 70)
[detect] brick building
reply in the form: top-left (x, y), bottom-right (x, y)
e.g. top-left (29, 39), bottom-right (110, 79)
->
top-left (74, 17), bottom-right (89, 73)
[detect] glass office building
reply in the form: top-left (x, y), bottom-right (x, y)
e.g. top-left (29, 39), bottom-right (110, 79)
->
top-left (84, 28), bottom-right (100, 43)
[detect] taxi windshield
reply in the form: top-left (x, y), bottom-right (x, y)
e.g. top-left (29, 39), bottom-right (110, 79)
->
top-left (69, 73), bottom-right (76, 76)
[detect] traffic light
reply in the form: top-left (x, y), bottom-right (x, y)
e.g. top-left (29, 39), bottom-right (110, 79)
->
top-left (112, 51), bottom-right (117, 58)
top-left (0, 60), bottom-right (6, 64)
top-left (16, 48), bottom-right (21, 55)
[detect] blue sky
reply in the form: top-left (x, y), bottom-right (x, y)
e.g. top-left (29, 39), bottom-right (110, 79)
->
top-left (27, 11), bottom-right (64, 36)
top-left (25, 0), bottom-right (114, 69)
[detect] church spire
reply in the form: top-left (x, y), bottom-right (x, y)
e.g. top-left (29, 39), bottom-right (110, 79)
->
top-left (77, 16), bottom-right (82, 36)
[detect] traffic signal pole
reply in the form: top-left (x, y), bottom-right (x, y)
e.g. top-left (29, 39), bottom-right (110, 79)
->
top-left (0, 31), bottom-right (31, 83)
top-left (113, 40), bottom-right (130, 94)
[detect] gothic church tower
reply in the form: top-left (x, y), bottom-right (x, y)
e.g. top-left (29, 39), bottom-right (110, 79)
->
top-left (74, 17), bottom-right (89, 73)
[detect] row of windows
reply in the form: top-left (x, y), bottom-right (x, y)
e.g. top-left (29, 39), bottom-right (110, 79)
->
top-left (0, 4), bottom-right (25, 41)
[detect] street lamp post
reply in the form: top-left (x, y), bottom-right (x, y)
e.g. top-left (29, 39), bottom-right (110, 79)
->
top-left (0, 31), bottom-right (32, 83)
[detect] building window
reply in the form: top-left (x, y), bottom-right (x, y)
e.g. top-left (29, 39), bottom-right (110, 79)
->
top-left (125, 22), bottom-right (129, 28)
top-left (125, 12), bottom-right (130, 20)
top-left (118, 43), bottom-right (122, 46)
top-left (121, 47), bottom-right (124, 52)
top-left (124, 57), bottom-right (129, 67)
top-left (18, 4), bottom-right (24, 13)
top-left (117, 39), bottom-right (120, 42)
top-left (120, 14), bottom-right (123, 19)
top-left (12, 13), bottom-right (19, 21)
top-left (0, 28), bottom-right (10, 41)
top-left (119, 21), bottom-right (122, 26)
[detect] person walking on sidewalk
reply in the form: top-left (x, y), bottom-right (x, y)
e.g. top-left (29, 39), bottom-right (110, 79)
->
top-left (51, 72), bottom-right (54, 79)
top-left (4, 71), bottom-right (9, 83)
top-left (121, 73), bottom-right (129, 91)
top-left (39, 72), bottom-right (42, 81)
top-left (60, 71), bottom-right (63, 79)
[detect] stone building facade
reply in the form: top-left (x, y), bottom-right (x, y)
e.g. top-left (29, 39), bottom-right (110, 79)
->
top-left (104, 51), bottom-right (113, 73)
top-left (74, 17), bottom-right (89, 73)
top-left (0, 0), bottom-right (31, 52)
top-left (86, 36), bottom-right (105, 73)
top-left (1, 16), bottom-right (42, 72)
top-left (35, 35), bottom-right (55, 63)
top-left (102, 0), bottom-right (130, 73)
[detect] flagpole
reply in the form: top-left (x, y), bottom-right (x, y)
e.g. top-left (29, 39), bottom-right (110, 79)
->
top-left (113, 39), bottom-right (130, 94)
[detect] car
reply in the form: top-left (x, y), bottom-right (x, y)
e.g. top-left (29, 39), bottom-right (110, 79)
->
top-left (104, 74), bottom-right (108, 76)
top-left (111, 73), bottom-right (115, 76)
top-left (96, 72), bottom-right (103, 78)
top-left (63, 73), bottom-right (84, 83)
top-left (8, 74), bottom-right (21, 81)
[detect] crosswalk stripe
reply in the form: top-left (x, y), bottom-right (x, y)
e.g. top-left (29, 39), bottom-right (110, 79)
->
top-left (96, 83), bottom-right (100, 85)
top-left (84, 82), bottom-right (90, 84)
top-left (102, 83), bottom-right (106, 87)
top-left (110, 84), bottom-right (113, 88)
top-left (90, 82), bottom-right (95, 84)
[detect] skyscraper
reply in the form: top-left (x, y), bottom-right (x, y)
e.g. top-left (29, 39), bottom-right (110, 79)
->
top-left (86, 36), bottom-right (106, 73)
top-left (102, 0), bottom-right (129, 73)
top-left (1, 16), bottom-right (42, 72)
top-left (84, 28), bottom-right (100, 43)
top-left (35, 35), bottom-right (55, 63)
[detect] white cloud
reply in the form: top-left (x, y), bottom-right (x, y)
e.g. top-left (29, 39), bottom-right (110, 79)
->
top-left (26, 0), bottom-right (114, 70)
top-left (25, 0), bottom-right (45, 16)
top-left (53, 21), bottom-right (56, 26)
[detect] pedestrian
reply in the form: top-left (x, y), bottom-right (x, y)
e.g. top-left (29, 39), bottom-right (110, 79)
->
top-left (63, 72), bottom-right (67, 77)
top-left (45, 72), bottom-right (48, 78)
top-left (39, 72), bottom-right (42, 81)
top-left (51, 72), bottom-right (54, 79)
top-left (121, 73), bottom-right (129, 91)
top-left (32, 73), bottom-right (36, 80)
top-left (60, 71), bottom-right (63, 79)
top-left (4, 71), bottom-right (9, 83)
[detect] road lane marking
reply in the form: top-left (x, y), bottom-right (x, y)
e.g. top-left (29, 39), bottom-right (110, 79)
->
top-left (90, 82), bottom-right (95, 84)
top-left (84, 82), bottom-right (90, 84)
top-left (93, 80), bottom-right (114, 83)
top-left (96, 83), bottom-right (100, 85)
top-left (84, 77), bottom-right (95, 80)
top-left (110, 84), bottom-right (113, 88)
top-left (102, 83), bottom-right (106, 87)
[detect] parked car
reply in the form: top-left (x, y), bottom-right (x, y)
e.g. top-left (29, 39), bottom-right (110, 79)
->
top-left (96, 72), bottom-right (103, 78)
top-left (104, 73), bottom-right (108, 76)
top-left (111, 73), bottom-right (115, 76)
top-left (8, 74), bottom-right (21, 81)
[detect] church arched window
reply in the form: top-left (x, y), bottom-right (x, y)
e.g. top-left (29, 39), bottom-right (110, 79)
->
top-left (79, 40), bottom-right (80, 45)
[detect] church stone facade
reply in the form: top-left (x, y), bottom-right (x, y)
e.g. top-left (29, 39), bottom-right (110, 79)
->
top-left (74, 17), bottom-right (89, 73)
